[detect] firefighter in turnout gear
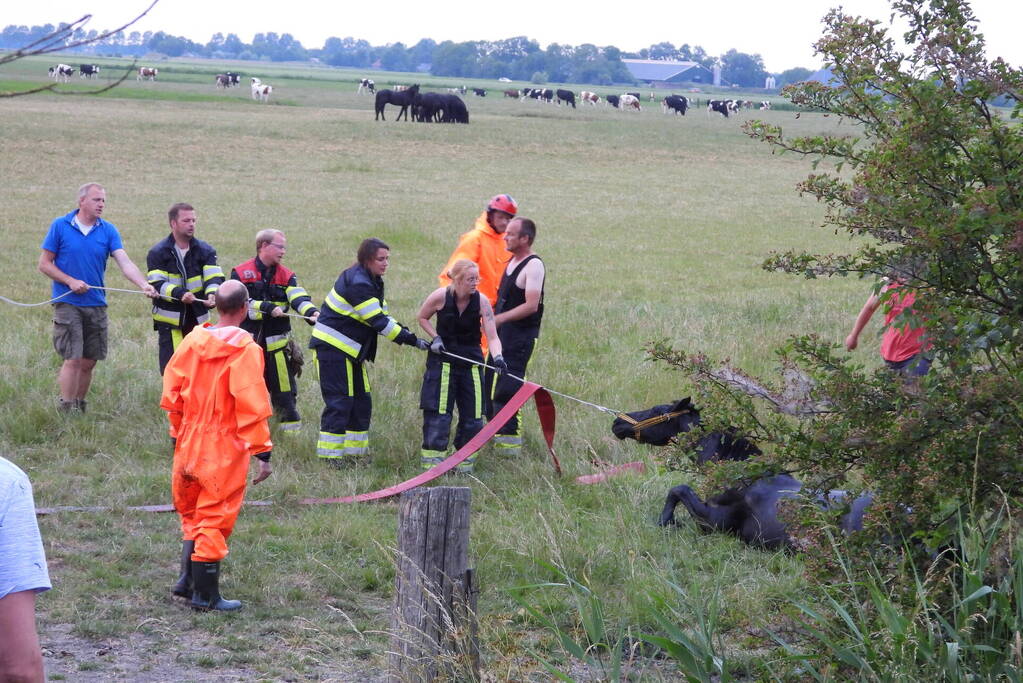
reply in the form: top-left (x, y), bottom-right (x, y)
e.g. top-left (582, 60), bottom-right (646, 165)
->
top-left (486, 217), bottom-right (545, 456)
top-left (417, 259), bottom-right (505, 474)
top-left (310, 238), bottom-right (429, 466)
top-left (230, 229), bottom-right (318, 431)
top-left (146, 203), bottom-right (224, 374)
top-left (161, 280), bottom-right (273, 612)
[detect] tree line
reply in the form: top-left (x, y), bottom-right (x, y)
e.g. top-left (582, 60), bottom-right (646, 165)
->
top-left (0, 23), bottom-right (815, 88)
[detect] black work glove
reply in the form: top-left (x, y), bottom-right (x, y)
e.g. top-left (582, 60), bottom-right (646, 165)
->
top-left (430, 335), bottom-right (446, 355)
top-left (492, 355), bottom-right (508, 375)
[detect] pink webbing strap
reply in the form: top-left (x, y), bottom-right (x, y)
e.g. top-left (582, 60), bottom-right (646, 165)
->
top-left (301, 380), bottom-right (559, 504)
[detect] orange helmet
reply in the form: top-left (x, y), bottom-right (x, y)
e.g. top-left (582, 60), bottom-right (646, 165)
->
top-left (487, 194), bottom-right (518, 216)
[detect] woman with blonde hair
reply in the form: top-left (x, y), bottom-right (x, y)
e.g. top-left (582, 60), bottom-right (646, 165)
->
top-left (417, 259), bottom-right (506, 473)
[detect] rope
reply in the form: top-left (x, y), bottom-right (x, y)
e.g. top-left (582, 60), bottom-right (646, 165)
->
top-left (439, 349), bottom-right (622, 416)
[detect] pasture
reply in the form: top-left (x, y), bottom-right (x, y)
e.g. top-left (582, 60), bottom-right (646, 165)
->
top-left (1, 55), bottom-right (869, 679)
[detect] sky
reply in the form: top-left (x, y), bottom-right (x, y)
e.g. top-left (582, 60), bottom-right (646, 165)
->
top-left (6, 0), bottom-right (1022, 72)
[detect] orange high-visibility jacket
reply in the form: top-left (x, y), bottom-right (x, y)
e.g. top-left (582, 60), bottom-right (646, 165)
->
top-left (438, 212), bottom-right (510, 306)
top-left (161, 325), bottom-right (273, 562)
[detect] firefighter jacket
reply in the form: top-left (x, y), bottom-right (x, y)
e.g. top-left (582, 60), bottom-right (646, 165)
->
top-left (438, 212), bottom-right (510, 306)
top-left (161, 324), bottom-right (273, 562)
top-left (231, 257), bottom-right (318, 353)
top-left (310, 263), bottom-right (417, 362)
top-left (146, 235), bottom-right (224, 330)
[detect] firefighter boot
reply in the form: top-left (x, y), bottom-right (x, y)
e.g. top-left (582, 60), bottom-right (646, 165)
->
top-left (171, 540), bottom-right (195, 599)
top-left (190, 561), bottom-right (242, 611)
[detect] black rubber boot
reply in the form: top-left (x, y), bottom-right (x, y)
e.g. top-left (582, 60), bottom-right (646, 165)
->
top-left (190, 561), bottom-right (242, 611)
top-left (171, 540), bottom-right (195, 599)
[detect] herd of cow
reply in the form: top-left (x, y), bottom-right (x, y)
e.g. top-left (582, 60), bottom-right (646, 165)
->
top-left (45, 63), bottom-right (773, 120)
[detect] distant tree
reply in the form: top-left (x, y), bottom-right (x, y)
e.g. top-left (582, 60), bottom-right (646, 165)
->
top-left (408, 38), bottom-right (437, 67)
top-left (720, 48), bottom-right (767, 86)
top-left (648, 41), bottom-right (677, 60)
top-left (380, 42), bottom-right (411, 71)
top-left (777, 66), bottom-right (814, 86)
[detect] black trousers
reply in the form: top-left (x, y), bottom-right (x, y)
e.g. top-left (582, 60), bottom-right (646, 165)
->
top-left (264, 346), bottom-right (300, 425)
top-left (484, 326), bottom-right (536, 455)
top-left (316, 348), bottom-right (371, 459)
top-left (420, 355), bottom-right (484, 465)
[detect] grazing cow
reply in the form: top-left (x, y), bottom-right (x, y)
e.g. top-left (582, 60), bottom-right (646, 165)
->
top-left (503, 89), bottom-right (519, 98)
top-left (49, 64), bottom-right (75, 82)
top-left (225, 72), bottom-right (241, 87)
top-left (759, 101), bottom-right (772, 110)
top-left (580, 91), bottom-right (600, 106)
top-left (520, 88), bottom-right (537, 101)
top-left (137, 66), bottom-right (158, 81)
top-left (79, 64), bottom-right (99, 79)
top-left (539, 88), bottom-right (554, 103)
top-left (626, 92), bottom-right (642, 101)
top-left (555, 89), bottom-right (576, 108)
top-left (357, 78), bottom-right (375, 95)
top-left (708, 99), bottom-right (730, 117)
top-left (611, 397), bottom-right (761, 463)
top-left (472, 88), bottom-right (486, 97)
top-left (250, 77), bottom-right (273, 103)
top-left (620, 94), bottom-right (641, 111)
top-left (658, 474), bottom-right (874, 550)
top-left (375, 84), bottom-right (420, 121)
top-left (606, 94), bottom-right (621, 109)
top-left (662, 95), bottom-right (688, 116)
top-left (215, 74), bottom-right (231, 89)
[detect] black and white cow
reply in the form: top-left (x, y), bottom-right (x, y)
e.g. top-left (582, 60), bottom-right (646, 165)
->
top-left (606, 94), bottom-right (621, 109)
top-left (662, 95), bottom-right (688, 115)
top-left (759, 101), bottom-right (772, 110)
top-left (49, 64), bottom-right (74, 82)
top-left (224, 72), bottom-right (241, 87)
top-left (707, 99), bottom-right (730, 117)
top-left (358, 78), bottom-right (375, 95)
top-left (555, 89), bottom-right (576, 108)
top-left (79, 64), bottom-right (99, 79)
top-left (472, 88), bottom-right (486, 97)
top-left (658, 474), bottom-right (874, 550)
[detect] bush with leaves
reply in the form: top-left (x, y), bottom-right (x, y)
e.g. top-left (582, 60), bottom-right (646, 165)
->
top-left (653, 0), bottom-right (1023, 546)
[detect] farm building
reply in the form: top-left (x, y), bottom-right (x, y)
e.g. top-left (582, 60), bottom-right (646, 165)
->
top-left (621, 59), bottom-right (715, 87)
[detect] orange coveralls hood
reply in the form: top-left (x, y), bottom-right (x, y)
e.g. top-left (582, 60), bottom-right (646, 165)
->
top-left (161, 325), bottom-right (273, 562)
top-left (438, 211), bottom-right (510, 306)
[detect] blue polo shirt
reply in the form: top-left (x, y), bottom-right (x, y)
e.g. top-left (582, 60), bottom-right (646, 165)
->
top-left (41, 209), bottom-right (124, 307)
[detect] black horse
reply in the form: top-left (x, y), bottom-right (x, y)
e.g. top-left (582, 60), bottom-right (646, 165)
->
top-left (375, 84), bottom-right (420, 121)
top-left (658, 474), bottom-right (873, 550)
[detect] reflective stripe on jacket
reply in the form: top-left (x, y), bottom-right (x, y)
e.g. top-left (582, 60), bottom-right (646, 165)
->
top-left (146, 235), bottom-right (224, 330)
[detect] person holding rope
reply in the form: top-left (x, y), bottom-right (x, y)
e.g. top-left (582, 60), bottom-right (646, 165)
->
top-left (486, 217), bottom-right (546, 457)
top-left (231, 230), bottom-right (319, 432)
top-left (416, 259), bottom-right (506, 474)
top-left (161, 279), bottom-right (273, 612)
top-left (38, 182), bottom-right (156, 413)
top-left (146, 203), bottom-right (224, 374)
top-left (310, 238), bottom-right (429, 467)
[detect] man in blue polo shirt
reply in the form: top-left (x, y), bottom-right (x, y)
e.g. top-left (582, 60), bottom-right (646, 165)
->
top-left (38, 182), bottom-right (156, 412)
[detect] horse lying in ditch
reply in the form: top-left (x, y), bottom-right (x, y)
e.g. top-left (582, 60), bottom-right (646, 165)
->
top-left (611, 397), bottom-right (761, 463)
top-left (658, 474), bottom-right (874, 550)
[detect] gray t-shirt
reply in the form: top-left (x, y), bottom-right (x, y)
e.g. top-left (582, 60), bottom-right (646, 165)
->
top-left (0, 457), bottom-right (51, 598)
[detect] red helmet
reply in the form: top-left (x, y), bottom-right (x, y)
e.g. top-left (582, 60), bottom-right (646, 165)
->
top-left (487, 194), bottom-right (518, 216)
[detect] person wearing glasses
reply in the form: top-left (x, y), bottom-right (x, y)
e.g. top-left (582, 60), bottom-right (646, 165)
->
top-left (146, 203), bottom-right (225, 374)
top-left (230, 230), bottom-right (319, 432)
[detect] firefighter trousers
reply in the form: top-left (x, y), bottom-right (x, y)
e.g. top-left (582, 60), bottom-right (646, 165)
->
top-left (420, 356), bottom-right (484, 469)
top-left (264, 346), bottom-right (300, 429)
top-left (485, 328), bottom-right (536, 456)
top-left (316, 348), bottom-right (371, 461)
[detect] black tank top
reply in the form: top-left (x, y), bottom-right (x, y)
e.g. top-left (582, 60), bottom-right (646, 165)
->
top-left (495, 255), bottom-right (544, 331)
top-left (436, 289), bottom-right (482, 352)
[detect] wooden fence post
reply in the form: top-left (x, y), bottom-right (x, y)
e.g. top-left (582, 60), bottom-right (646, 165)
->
top-left (389, 486), bottom-right (479, 682)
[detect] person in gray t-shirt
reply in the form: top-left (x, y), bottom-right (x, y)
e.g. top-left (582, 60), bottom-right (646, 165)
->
top-left (0, 456), bottom-right (51, 682)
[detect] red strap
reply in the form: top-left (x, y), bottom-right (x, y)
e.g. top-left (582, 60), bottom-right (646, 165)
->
top-left (301, 380), bottom-right (559, 504)
top-left (575, 461), bottom-right (645, 485)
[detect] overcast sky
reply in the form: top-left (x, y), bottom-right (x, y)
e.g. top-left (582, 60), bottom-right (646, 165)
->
top-left (6, 0), bottom-right (1022, 72)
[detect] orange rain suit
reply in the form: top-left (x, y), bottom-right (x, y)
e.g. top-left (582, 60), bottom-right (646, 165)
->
top-left (161, 325), bottom-right (273, 563)
top-left (438, 212), bottom-right (510, 307)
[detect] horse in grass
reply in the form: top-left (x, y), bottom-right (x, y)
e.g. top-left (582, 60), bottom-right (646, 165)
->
top-left (375, 84), bottom-right (420, 121)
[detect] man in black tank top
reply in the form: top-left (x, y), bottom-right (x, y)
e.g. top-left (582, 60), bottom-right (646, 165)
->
top-left (488, 217), bottom-right (546, 457)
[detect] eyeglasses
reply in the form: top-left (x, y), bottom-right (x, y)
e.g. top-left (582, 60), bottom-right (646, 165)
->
top-left (270, 243), bottom-right (287, 250)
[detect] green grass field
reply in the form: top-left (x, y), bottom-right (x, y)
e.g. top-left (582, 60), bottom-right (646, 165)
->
top-left (1, 53), bottom-right (872, 680)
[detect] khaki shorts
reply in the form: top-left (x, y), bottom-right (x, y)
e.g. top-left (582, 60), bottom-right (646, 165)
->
top-left (52, 303), bottom-right (108, 360)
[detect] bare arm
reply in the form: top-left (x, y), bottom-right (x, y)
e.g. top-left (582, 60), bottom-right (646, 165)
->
top-left (0, 590), bottom-right (45, 683)
top-left (417, 288), bottom-right (447, 338)
top-left (480, 297), bottom-right (502, 358)
top-left (845, 294), bottom-right (881, 351)
top-left (38, 249), bottom-right (89, 294)
top-left (494, 259), bottom-right (545, 327)
top-left (111, 248), bottom-right (157, 297)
